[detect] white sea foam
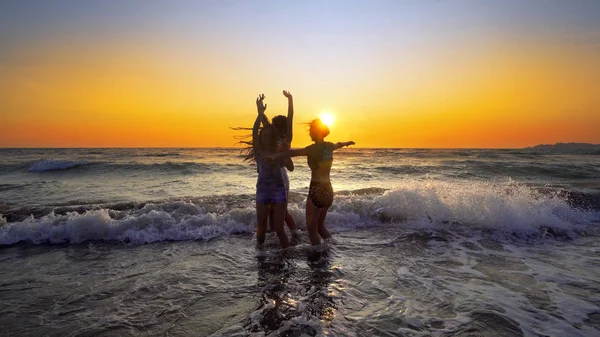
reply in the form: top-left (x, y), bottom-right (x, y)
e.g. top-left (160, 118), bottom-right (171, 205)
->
top-left (1, 180), bottom-right (597, 246)
top-left (27, 159), bottom-right (90, 172)
top-left (0, 203), bottom-right (254, 245)
top-left (357, 179), bottom-right (594, 232)
top-left (371, 232), bottom-right (600, 337)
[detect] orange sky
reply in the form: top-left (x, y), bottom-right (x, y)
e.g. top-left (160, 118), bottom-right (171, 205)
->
top-left (1, 1), bottom-right (599, 148)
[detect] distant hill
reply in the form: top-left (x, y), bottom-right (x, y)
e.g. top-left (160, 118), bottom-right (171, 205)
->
top-left (525, 143), bottom-right (600, 153)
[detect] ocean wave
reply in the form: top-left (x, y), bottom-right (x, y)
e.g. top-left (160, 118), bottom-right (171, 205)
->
top-left (0, 183), bottom-right (26, 192)
top-left (139, 153), bottom-right (182, 157)
top-left (22, 160), bottom-right (231, 175)
top-left (451, 151), bottom-right (473, 157)
top-left (374, 165), bottom-right (436, 175)
top-left (141, 162), bottom-right (212, 174)
top-left (448, 161), bottom-right (600, 179)
top-left (356, 180), bottom-right (597, 231)
top-left (27, 160), bottom-right (90, 172)
top-left (1, 181), bottom-right (598, 246)
top-left (0, 202), bottom-right (253, 245)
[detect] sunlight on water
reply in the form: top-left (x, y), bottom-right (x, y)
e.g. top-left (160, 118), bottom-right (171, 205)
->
top-left (0, 148), bottom-right (599, 336)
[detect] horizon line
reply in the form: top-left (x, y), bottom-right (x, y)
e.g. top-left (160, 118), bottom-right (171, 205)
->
top-left (2, 144), bottom-right (596, 150)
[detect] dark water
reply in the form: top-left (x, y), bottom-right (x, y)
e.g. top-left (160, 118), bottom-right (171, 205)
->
top-left (1, 148), bottom-right (599, 336)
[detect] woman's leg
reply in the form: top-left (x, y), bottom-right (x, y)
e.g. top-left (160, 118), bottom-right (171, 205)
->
top-left (256, 203), bottom-right (270, 245)
top-left (305, 196), bottom-right (313, 232)
top-left (281, 169), bottom-right (296, 234)
top-left (267, 205), bottom-right (274, 233)
top-left (285, 206), bottom-right (297, 234)
top-left (306, 200), bottom-right (322, 245)
top-left (271, 203), bottom-right (290, 249)
top-left (317, 207), bottom-right (331, 240)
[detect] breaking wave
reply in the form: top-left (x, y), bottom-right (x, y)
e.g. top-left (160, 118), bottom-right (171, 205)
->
top-left (1, 180), bottom-right (598, 246)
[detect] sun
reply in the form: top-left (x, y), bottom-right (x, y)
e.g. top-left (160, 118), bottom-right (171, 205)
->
top-left (320, 112), bottom-right (335, 127)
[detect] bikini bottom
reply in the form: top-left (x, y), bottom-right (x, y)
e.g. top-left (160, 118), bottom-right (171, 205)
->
top-left (308, 181), bottom-right (333, 208)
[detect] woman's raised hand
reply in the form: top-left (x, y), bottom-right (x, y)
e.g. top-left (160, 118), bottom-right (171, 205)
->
top-left (256, 94), bottom-right (267, 113)
top-left (282, 90), bottom-right (292, 99)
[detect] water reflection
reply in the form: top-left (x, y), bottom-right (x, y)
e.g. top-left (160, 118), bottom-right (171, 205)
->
top-left (303, 251), bottom-right (338, 325)
top-left (246, 249), bottom-right (338, 335)
top-left (247, 253), bottom-right (297, 334)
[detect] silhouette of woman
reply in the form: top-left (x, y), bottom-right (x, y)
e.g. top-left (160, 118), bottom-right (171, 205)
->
top-left (267, 118), bottom-right (355, 245)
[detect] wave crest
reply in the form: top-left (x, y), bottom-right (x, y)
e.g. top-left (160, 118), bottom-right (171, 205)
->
top-left (357, 180), bottom-right (592, 231)
top-left (0, 203), bottom-right (254, 245)
top-left (1, 180), bottom-right (598, 246)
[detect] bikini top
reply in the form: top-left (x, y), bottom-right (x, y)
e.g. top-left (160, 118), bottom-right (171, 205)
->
top-left (307, 142), bottom-right (334, 170)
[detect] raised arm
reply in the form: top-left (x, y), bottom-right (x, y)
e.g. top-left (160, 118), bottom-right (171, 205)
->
top-left (259, 114), bottom-right (270, 128)
top-left (333, 141), bottom-right (355, 150)
top-left (256, 93), bottom-right (270, 128)
top-left (253, 94), bottom-right (267, 151)
top-left (283, 90), bottom-right (293, 143)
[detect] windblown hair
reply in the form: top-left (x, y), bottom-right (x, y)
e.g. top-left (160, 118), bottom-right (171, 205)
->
top-left (271, 115), bottom-right (287, 137)
top-left (231, 123), bottom-right (276, 163)
top-left (309, 118), bottom-right (330, 139)
top-left (231, 126), bottom-right (256, 162)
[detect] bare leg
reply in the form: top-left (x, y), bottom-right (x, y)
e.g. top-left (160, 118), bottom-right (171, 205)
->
top-left (283, 192), bottom-right (297, 232)
top-left (306, 200), bottom-right (322, 245)
top-left (271, 203), bottom-right (290, 249)
top-left (256, 203), bottom-right (270, 245)
top-left (285, 210), bottom-right (299, 245)
top-left (305, 196), bottom-right (313, 232)
top-left (285, 207), bottom-right (297, 233)
top-left (284, 207), bottom-right (297, 232)
top-left (317, 207), bottom-right (331, 240)
top-left (267, 205), bottom-right (274, 233)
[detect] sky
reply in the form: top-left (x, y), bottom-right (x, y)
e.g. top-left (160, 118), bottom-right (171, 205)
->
top-left (1, 0), bottom-right (599, 148)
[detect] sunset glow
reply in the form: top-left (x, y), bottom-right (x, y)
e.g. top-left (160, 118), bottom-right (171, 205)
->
top-left (320, 113), bottom-right (335, 128)
top-left (1, 1), bottom-right (599, 148)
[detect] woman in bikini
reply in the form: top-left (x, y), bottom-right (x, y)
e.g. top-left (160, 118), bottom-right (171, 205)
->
top-left (266, 118), bottom-right (355, 246)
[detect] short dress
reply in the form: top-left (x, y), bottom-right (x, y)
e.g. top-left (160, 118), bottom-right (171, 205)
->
top-left (256, 158), bottom-right (287, 204)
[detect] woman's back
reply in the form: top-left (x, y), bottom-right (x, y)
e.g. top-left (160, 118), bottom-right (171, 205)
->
top-left (257, 157), bottom-right (284, 184)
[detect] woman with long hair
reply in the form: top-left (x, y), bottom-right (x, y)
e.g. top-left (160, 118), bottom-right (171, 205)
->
top-left (250, 94), bottom-right (290, 248)
top-left (268, 90), bottom-right (298, 242)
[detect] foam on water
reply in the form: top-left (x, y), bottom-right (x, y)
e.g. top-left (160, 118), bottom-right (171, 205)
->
top-left (0, 202), bottom-right (254, 245)
top-left (1, 180), bottom-right (597, 246)
top-left (376, 231), bottom-right (600, 336)
top-left (360, 179), bottom-right (594, 232)
top-left (2, 149), bottom-right (600, 335)
top-left (1, 218), bottom-right (599, 335)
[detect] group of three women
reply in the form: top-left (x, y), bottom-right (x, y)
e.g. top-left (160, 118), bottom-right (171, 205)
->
top-left (250, 91), bottom-right (355, 249)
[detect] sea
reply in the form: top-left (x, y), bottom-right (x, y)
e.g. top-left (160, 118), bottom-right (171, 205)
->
top-left (1, 147), bottom-right (599, 336)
